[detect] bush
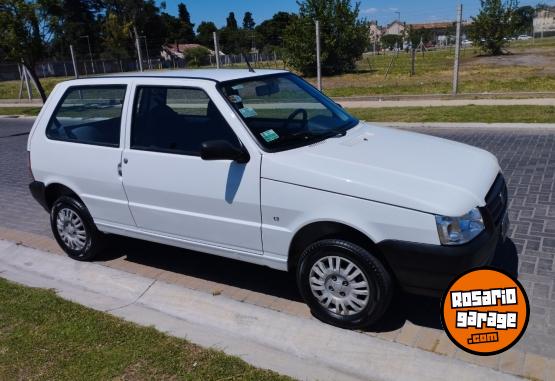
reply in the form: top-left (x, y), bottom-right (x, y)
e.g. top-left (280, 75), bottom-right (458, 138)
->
top-left (380, 35), bottom-right (404, 50)
top-left (283, 0), bottom-right (368, 76)
top-left (185, 46), bottom-right (211, 67)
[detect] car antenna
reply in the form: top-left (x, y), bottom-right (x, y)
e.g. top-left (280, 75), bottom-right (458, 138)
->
top-left (242, 52), bottom-right (255, 73)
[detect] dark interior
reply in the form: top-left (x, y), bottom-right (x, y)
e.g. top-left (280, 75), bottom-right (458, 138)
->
top-left (132, 87), bottom-right (240, 155)
top-left (46, 114), bottom-right (121, 147)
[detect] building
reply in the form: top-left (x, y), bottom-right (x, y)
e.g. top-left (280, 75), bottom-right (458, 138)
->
top-left (383, 20), bottom-right (405, 36)
top-left (369, 21), bottom-right (382, 43)
top-left (534, 7), bottom-right (555, 37)
top-left (408, 22), bottom-right (454, 44)
top-left (161, 43), bottom-right (222, 61)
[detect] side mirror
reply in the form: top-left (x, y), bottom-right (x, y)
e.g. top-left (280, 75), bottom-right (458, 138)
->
top-left (201, 140), bottom-right (250, 164)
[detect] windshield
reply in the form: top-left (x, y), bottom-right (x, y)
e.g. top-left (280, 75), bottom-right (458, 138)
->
top-left (220, 73), bottom-right (358, 151)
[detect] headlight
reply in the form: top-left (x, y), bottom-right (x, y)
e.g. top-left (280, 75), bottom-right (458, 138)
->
top-left (435, 207), bottom-right (485, 246)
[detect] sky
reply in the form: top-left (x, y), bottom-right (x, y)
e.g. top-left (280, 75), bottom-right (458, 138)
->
top-left (161, 0), bottom-right (554, 28)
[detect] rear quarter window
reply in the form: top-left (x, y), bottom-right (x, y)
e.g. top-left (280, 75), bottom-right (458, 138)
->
top-left (45, 85), bottom-right (126, 147)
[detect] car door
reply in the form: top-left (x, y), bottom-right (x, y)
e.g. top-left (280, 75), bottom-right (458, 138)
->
top-left (121, 80), bottom-right (263, 254)
top-left (38, 82), bottom-right (135, 227)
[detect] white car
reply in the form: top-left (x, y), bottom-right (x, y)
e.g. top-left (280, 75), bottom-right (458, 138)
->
top-left (517, 35), bottom-right (532, 40)
top-left (27, 69), bottom-right (509, 328)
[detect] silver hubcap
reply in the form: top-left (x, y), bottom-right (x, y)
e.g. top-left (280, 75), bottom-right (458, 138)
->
top-left (309, 256), bottom-right (370, 316)
top-left (56, 208), bottom-right (87, 250)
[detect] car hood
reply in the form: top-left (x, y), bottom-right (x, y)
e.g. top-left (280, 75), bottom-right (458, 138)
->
top-left (261, 123), bottom-right (500, 216)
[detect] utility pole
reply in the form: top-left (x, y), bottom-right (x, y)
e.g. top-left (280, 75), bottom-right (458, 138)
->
top-left (80, 35), bottom-right (95, 74)
top-left (141, 36), bottom-right (151, 69)
top-left (133, 26), bottom-right (144, 72)
top-left (213, 31), bottom-right (221, 69)
top-left (70, 44), bottom-right (79, 78)
top-left (452, 4), bottom-right (463, 95)
top-left (315, 20), bottom-right (322, 91)
top-left (411, 48), bottom-right (416, 76)
top-left (19, 63), bottom-right (32, 100)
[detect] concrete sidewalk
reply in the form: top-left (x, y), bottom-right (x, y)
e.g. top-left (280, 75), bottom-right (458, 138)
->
top-left (340, 98), bottom-right (555, 108)
top-left (0, 239), bottom-right (525, 381)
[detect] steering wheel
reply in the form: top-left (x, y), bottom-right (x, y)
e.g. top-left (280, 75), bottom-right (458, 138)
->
top-left (283, 108), bottom-right (308, 131)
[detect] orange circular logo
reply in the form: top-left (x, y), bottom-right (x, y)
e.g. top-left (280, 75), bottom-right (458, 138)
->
top-left (441, 268), bottom-right (529, 356)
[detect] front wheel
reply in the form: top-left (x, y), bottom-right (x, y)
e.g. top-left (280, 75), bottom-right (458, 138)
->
top-left (297, 239), bottom-right (393, 329)
top-left (50, 196), bottom-right (104, 261)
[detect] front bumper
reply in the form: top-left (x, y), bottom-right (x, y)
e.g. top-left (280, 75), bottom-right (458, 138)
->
top-left (378, 227), bottom-right (500, 297)
top-left (379, 173), bottom-right (508, 297)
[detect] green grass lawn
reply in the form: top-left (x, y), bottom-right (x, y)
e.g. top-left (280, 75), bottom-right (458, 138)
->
top-left (1, 38), bottom-right (555, 100)
top-left (0, 278), bottom-right (292, 381)
top-left (0, 107), bottom-right (43, 116)
top-left (348, 105), bottom-right (555, 123)
top-left (0, 76), bottom-right (70, 99)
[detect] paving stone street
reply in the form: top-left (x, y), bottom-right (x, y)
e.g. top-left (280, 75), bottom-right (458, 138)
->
top-left (1, 118), bottom-right (554, 377)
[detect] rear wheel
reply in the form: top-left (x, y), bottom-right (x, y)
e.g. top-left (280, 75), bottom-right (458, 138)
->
top-left (50, 196), bottom-right (103, 261)
top-left (297, 239), bottom-right (393, 329)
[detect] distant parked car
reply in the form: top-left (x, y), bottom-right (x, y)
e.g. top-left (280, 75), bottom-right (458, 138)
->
top-left (462, 39), bottom-right (473, 46)
top-left (27, 69), bottom-right (509, 329)
top-left (517, 35), bottom-right (532, 40)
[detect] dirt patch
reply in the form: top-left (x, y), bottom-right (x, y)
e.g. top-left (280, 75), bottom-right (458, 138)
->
top-left (469, 50), bottom-right (555, 74)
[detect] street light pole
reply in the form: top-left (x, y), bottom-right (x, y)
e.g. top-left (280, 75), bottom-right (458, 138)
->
top-left (452, 4), bottom-right (463, 95)
top-left (315, 20), bottom-right (322, 91)
top-left (80, 35), bottom-right (95, 74)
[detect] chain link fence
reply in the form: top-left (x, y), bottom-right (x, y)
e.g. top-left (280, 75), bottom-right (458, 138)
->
top-left (0, 51), bottom-right (286, 82)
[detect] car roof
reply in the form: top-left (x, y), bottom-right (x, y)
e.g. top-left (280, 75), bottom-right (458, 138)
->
top-left (95, 69), bottom-right (288, 83)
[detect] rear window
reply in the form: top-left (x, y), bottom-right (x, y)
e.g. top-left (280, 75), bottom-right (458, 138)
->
top-left (45, 85), bottom-right (126, 147)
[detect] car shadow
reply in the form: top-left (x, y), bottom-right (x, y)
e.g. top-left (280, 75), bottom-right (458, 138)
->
top-left (97, 235), bottom-right (303, 302)
top-left (96, 235), bottom-right (519, 333)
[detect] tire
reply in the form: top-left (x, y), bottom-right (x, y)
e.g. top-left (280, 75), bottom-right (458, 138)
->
top-left (296, 239), bottom-right (393, 329)
top-left (50, 195), bottom-right (104, 261)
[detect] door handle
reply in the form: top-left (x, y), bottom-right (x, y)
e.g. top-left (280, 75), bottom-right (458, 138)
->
top-left (117, 162), bottom-right (122, 176)
top-left (123, 158), bottom-right (128, 164)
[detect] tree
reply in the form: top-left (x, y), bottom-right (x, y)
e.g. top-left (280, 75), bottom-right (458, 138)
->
top-left (100, 0), bottom-right (165, 59)
top-left (283, 0), bottom-right (368, 76)
top-left (512, 5), bottom-right (535, 35)
top-left (243, 11), bottom-right (255, 30)
top-left (469, 0), bottom-right (519, 55)
top-left (220, 12), bottom-right (241, 53)
top-left (177, 2), bottom-right (195, 42)
top-left (160, 11), bottom-right (182, 43)
top-left (256, 11), bottom-right (295, 52)
top-left (101, 12), bottom-right (132, 59)
top-left (196, 21), bottom-right (217, 47)
top-left (226, 11), bottom-right (238, 30)
top-left (59, 0), bottom-right (98, 56)
top-left (0, 0), bottom-right (47, 101)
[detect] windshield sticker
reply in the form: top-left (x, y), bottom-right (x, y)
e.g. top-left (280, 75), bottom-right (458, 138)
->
top-left (239, 107), bottom-right (257, 118)
top-left (228, 95), bottom-right (242, 103)
top-left (231, 84), bottom-right (244, 90)
top-left (260, 129), bottom-right (279, 143)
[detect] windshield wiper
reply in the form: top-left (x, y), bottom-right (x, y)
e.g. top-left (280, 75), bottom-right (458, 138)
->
top-left (273, 125), bottom-right (351, 148)
top-left (321, 127), bottom-right (349, 140)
